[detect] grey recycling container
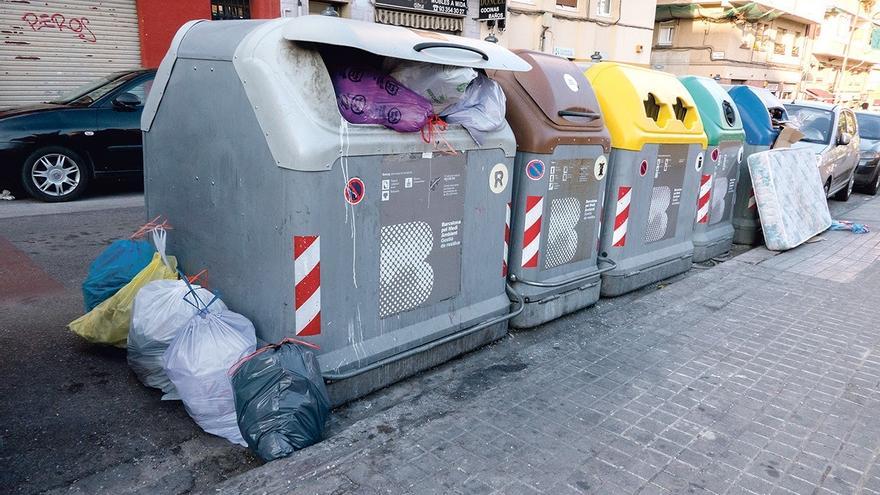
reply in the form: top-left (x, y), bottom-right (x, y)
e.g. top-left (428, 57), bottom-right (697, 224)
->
top-left (586, 62), bottom-right (708, 297)
top-left (141, 16), bottom-right (531, 406)
top-left (727, 85), bottom-right (789, 245)
top-left (680, 76), bottom-right (745, 262)
top-left (489, 50), bottom-right (612, 328)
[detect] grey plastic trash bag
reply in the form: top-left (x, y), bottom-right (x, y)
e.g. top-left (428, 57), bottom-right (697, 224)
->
top-left (128, 279), bottom-right (227, 400)
top-left (388, 61), bottom-right (477, 114)
top-left (441, 73), bottom-right (507, 146)
top-left (230, 339), bottom-right (330, 461)
top-left (163, 301), bottom-right (256, 446)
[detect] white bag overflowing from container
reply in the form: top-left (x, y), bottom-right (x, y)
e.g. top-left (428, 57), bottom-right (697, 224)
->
top-left (441, 73), bottom-right (507, 146)
top-left (128, 279), bottom-right (227, 400)
top-left (388, 61), bottom-right (477, 114)
top-left (163, 303), bottom-right (256, 446)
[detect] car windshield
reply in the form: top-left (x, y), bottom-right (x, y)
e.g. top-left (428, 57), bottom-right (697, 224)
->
top-left (50, 72), bottom-right (137, 106)
top-left (785, 105), bottom-right (834, 144)
top-left (857, 113), bottom-right (880, 140)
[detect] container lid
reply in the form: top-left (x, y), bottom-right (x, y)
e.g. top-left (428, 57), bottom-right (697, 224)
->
top-left (512, 51), bottom-right (605, 130)
top-left (679, 76), bottom-right (744, 145)
top-left (490, 50), bottom-right (610, 153)
top-left (585, 62), bottom-right (707, 151)
top-left (282, 16), bottom-right (531, 72)
top-left (728, 85), bottom-right (787, 146)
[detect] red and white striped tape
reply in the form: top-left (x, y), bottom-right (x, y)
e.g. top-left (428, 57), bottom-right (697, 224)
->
top-left (521, 195), bottom-right (543, 268)
top-left (293, 235), bottom-right (321, 337)
top-left (748, 189), bottom-right (757, 210)
top-left (503, 202), bottom-right (511, 277)
top-left (696, 174), bottom-right (712, 224)
top-left (612, 186), bottom-right (631, 247)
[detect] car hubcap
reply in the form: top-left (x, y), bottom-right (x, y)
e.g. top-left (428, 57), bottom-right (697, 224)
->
top-left (31, 153), bottom-right (80, 197)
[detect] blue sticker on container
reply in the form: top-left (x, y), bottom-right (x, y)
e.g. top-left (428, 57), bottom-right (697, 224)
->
top-left (526, 160), bottom-right (545, 181)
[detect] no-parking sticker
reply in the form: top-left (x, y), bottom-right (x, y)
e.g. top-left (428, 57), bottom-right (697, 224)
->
top-left (344, 177), bottom-right (365, 205)
top-left (526, 159), bottom-right (545, 181)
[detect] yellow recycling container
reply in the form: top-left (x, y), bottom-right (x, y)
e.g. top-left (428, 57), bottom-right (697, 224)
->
top-left (586, 62), bottom-right (708, 296)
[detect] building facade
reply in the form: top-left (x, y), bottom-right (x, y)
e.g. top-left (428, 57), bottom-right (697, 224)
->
top-left (808, 0), bottom-right (880, 105)
top-left (0, 0), bottom-right (282, 108)
top-left (650, 0), bottom-right (826, 101)
top-left (651, 0), bottom-right (880, 105)
top-left (1, 0), bottom-right (658, 109)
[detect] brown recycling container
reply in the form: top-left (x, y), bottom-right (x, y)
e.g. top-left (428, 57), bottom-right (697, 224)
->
top-left (490, 50), bottom-right (613, 328)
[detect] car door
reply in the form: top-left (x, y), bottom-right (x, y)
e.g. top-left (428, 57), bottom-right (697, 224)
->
top-left (90, 75), bottom-right (154, 173)
top-left (843, 110), bottom-right (860, 175)
top-left (828, 111), bottom-right (848, 190)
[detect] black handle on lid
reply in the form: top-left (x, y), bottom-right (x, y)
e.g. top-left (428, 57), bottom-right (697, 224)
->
top-left (558, 110), bottom-right (600, 121)
top-left (413, 42), bottom-right (489, 61)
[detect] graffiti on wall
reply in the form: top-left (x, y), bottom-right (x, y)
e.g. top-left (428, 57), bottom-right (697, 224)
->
top-left (21, 13), bottom-right (97, 43)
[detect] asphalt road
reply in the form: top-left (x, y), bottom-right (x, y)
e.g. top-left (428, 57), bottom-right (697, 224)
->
top-left (0, 189), bottom-right (874, 494)
top-left (0, 193), bottom-right (260, 494)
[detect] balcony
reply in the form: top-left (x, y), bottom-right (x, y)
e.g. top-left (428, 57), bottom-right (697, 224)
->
top-left (727, 0), bottom-right (827, 24)
top-left (656, 1), bottom-right (826, 24)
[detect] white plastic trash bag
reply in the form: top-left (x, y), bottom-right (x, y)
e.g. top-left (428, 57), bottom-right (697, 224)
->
top-left (441, 74), bottom-right (507, 146)
top-left (388, 61), bottom-right (477, 114)
top-left (128, 279), bottom-right (227, 400)
top-left (163, 306), bottom-right (256, 445)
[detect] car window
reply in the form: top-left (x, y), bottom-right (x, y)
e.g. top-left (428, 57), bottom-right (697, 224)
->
top-left (785, 105), bottom-right (834, 144)
top-left (845, 111), bottom-right (857, 136)
top-left (53, 72), bottom-right (138, 106)
top-left (122, 78), bottom-right (154, 106)
top-left (837, 112), bottom-right (847, 137)
top-left (857, 113), bottom-right (880, 140)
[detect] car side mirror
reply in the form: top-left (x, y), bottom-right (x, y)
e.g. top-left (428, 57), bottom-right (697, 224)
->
top-left (112, 92), bottom-right (141, 110)
top-left (838, 132), bottom-right (852, 146)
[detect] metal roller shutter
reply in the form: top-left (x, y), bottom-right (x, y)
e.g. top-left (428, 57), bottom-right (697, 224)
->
top-left (0, 0), bottom-right (141, 109)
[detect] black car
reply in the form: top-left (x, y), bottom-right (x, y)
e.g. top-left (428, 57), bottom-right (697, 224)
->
top-left (0, 69), bottom-right (156, 202)
top-left (855, 111), bottom-right (880, 195)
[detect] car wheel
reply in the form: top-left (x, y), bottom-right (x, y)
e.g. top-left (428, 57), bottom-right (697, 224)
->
top-left (833, 173), bottom-right (855, 202)
top-left (868, 171), bottom-right (880, 196)
top-left (21, 146), bottom-right (90, 202)
top-left (823, 179), bottom-right (831, 198)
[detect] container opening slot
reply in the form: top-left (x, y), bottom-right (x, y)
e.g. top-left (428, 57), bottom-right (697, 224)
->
top-left (722, 100), bottom-right (737, 127)
top-left (673, 97), bottom-right (688, 122)
top-left (644, 93), bottom-right (660, 121)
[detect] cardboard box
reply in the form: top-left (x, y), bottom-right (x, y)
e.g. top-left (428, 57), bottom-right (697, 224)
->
top-left (772, 124), bottom-right (805, 149)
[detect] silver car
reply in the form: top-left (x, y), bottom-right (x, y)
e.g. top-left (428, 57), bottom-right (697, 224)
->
top-left (784, 102), bottom-right (860, 201)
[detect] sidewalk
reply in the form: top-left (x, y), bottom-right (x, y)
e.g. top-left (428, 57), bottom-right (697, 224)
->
top-left (209, 199), bottom-right (880, 495)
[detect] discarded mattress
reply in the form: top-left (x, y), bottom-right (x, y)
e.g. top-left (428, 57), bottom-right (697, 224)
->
top-left (747, 149), bottom-right (831, 251)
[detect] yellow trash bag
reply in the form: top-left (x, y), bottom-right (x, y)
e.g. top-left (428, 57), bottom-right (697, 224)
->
top-left (69, 228), bottom-right (178, 348)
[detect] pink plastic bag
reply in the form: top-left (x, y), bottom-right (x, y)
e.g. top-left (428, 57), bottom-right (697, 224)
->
top-left (332, 66), bottom-right (432, 133)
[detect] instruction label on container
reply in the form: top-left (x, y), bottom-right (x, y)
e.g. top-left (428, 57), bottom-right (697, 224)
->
top-left (542, 157), bottom-right (602, 270)
top-left (645, 144), bottom-right (688, 244)
top-left (710, 140), bottom-right (740, 226)
top-left (378, 153), bottom-right (465, 318)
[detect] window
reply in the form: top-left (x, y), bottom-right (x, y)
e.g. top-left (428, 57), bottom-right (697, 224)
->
top-left (597, 0), bottom-right (611, 16)
top-left (857, 113), bottom-right (880, 140)
top-left (774, 28), bottom-right (787, 55)
top-left (658, 23), bottom-right (674, 46)
top-left (792, 32), bottom-right (802, 56)
top-left (844, 111), bottom-right (857, 136)
top-left (121, 78), bottom-right (153, 106)
top-left (871, 28), bottom-right (880, 50)
top-left (836, 13), bottom-right (853, 40)
top-left (785, 105), bottom-right (834, 144)
top-left (212, 0), bottom-right (250, 20)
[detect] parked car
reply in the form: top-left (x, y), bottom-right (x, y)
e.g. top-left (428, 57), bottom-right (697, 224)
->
top-left (855, 111), bottom-right (880, 195)
top-left (0, 69), bottom-right (155, 202)
top-left (784, 101), bottom-right (860, 201)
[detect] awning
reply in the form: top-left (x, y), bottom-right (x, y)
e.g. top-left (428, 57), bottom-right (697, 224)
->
top-left (805, 87), bottom-right (834, 101)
